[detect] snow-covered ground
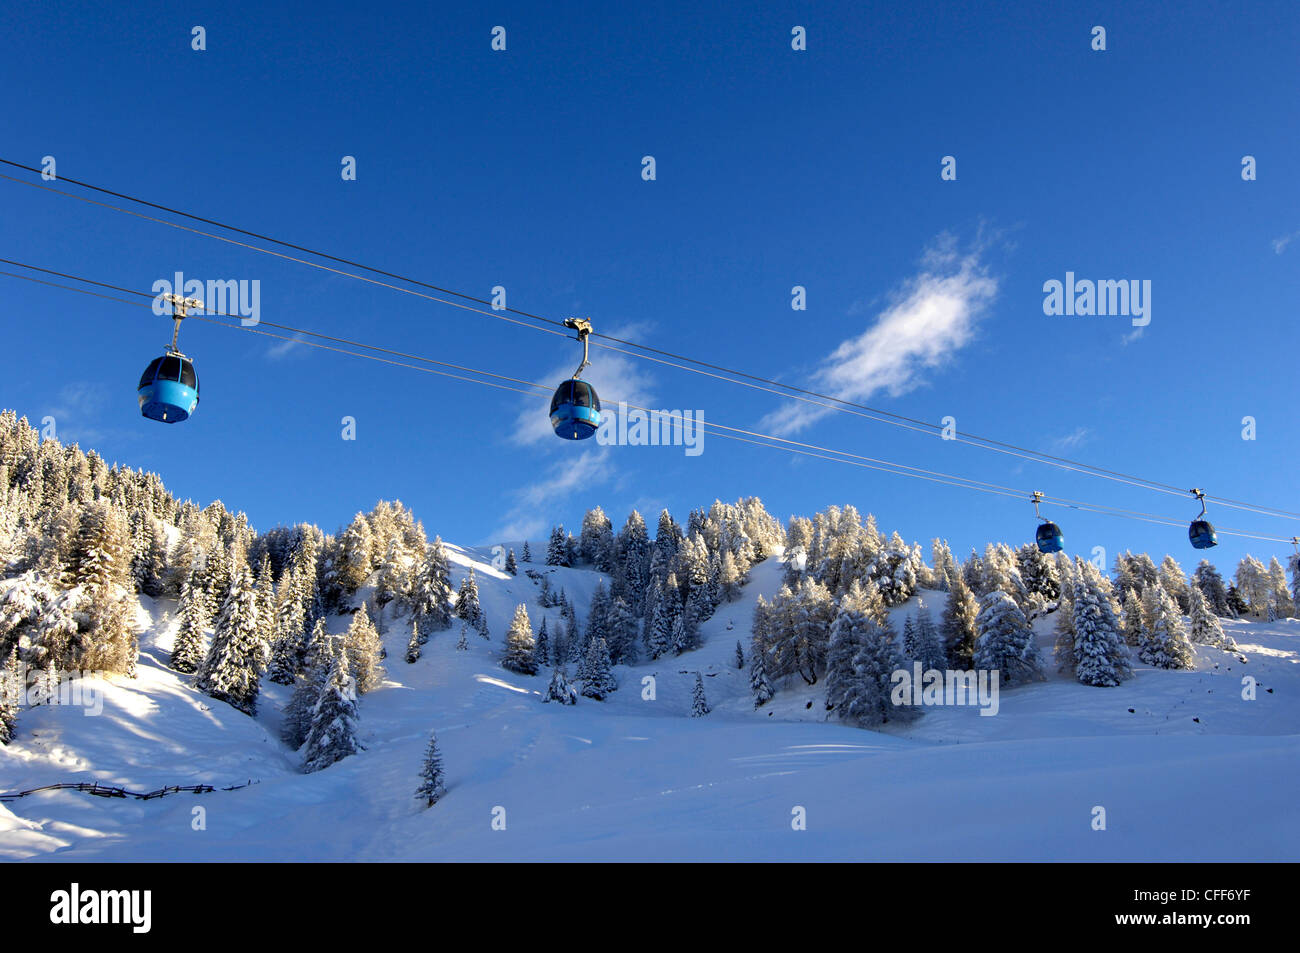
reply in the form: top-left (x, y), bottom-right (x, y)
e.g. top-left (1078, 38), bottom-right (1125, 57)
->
top-left (2, 545), bottom-right (1297, 861)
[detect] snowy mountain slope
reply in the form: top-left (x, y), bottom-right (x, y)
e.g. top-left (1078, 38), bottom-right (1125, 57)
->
top-left (2, 545), bottom-right (1298, 862)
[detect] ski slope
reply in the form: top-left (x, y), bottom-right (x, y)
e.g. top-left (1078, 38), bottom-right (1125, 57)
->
top-left (2, 544), bottom-right (1297, 861)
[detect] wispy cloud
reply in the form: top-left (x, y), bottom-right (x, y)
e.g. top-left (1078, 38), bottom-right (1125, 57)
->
top-left (1051, 427), bottom-right (1090, 451)
top-left (43, 381), bottom-right (116, 446)
top-left (762, 235), bottom-right (999, 436)
top-left (491, 452), bottom-right (614, 542)
top-left (1272, 229), bottom-right (1300, 255)
top-left (266, 333), bottom-right (307, 359)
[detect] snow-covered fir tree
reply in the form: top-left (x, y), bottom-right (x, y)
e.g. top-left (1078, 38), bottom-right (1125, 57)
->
top-left (1121, 586), bottom-right (1145, 647)
top-left (303, 648), bottom-right (362, 773)
top-left (504, 548), bottom-right (518, 576)
top-left (543, 666), bottom-right (577, 705)
top-left (1139, 586), bottom-right (1196, 670)
top-left (941, 572), bottom-right (980, 670)
top-left (415, 729), bottom-right (447, 806)
top-left (412, 537), bottom-right (454, 639)
top-left (456, 624), bottom-right (469, 651)
top-left (196, 560), bottom-right (262, 715)
top-left (1188, 585), bottom-right (1236, 650)
top-left (171, 564), bottom-right (208, 674)
top-left (282, 620), bottom-right (331, 749)
top-left (0, 646), bottom-right (20, 744)
top-left (546, 526), bottom-right (568, 566)
top-left (734, 639), bottom-right (745, 669)
top-left (406, 619), bottom-right (421, 663)
top-left (1069, 562), bottom-right (1132, 687)
top-left (580, 637), bottom-right (616, 699)
top-left (521, 541), bottom-right (532, 562)
top-left (973, 589), bottom-right (1043, 686)
top-left (902, 604), bottom-right (946, 672)
top-left (535, 617), bottom-right (550, 666)
top-left (343, 603), bottom-right (386, 693)
top-left (690, 672), bottom-right (711, 716)
top-left (502, 604), bottom-right (539, 675)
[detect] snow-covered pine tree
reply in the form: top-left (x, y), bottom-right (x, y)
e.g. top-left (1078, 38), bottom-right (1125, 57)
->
top-left (605, 596), bottom-right (638, 665)
top-left (843, 615), bottom-right (910, 728)
top-left (0, 646), bottom-right (20, 744)
top-left (456, 624), bottom-right (469, 651)
top-left (1192, 560), bottom-right (1231, 617)
top-left (1115, 584), bottom-right (1143, 647)
top-left (406, 619), bottom-right (421, 663)
top-left (303, 649), bottom-right (362, 773)
top-left (825, 581), bottom-right (872, 715)
top-left (282, 619), bottom-right (330, 749)
top-left (415, 729), bottom-right (447, 806)
top-left (252, 555), bottom-right (276, 672)
top-left (543, 666), bottom-right (577, 705)
top-left (504, 548), bottom-right (518, 576)
top-left (973, 589), bottom-right (1044, 686)
top-left (502, 604), bottom-right (538, 675)
top-left (344, 603), bottom-right (385, 693)
top-left (535, 618), bottom-right (550, 666)
top-left (412, 538), bottom-right (454, 639)
top-left (1052, 587), bottom-right (1076, 673)
top-left (941, 572), bottom-right (980, 669)
top-left (903, 604), bottom-right (947, 672)
top-left (521, 541), bottom-right (532, 563)
top-left (580, 637), bottom-right (616, 699)
top-left (1139, 586), bottom-right (1196, 670)
top-left (690, 672), bottom-right (711, 716)
top-left (646, 583), bottom-right (675, 660)
top-left (749, 640), bottom-right (775, 708)
top-left (1070, 563), bottom-right (1132, 687)
top-left (196, 561), bottom-right (262, 715)
top-left (1188, 584), bottom-right (1236, 650)
top-left (734, 639), bottom-right (744, 670)
top-left (546, 526), bottom-right (568, 566)
top-left (171, 565), bottom-right (208, 674)
top-left (454, 568), bottom-right (483, 626)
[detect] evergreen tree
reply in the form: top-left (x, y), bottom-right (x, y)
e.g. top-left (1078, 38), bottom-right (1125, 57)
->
top-left (1188, 585), bottom-right (1236, 650)
top-left (825, 583), bottom-right (873, 715)
top-left (605, 596), bottom-right (638, 665)
top-left (303, 648), bottom-right (362, 773)
top-left (282, 620), bottom-right (330, 749)
top-left (903, 604), bottom-right (946, 672)
top-left (1139, 586), bottom-right (1196, 670)
top-left (196, 562), bottom-right (263, 715)
top-left (415, 730), bottom-right (447, 806)
top-left (973, 589), bottom-right (1043, 686)
top-left (1069, 564), bottom-right (1133, 686)
top-left (1121, 586), bottom-right (1145, 647)
top-left (734, 639), bottom-right (745, 670)
top-left (344, 604), bottom-right (385, 693)
top-left (521, 541), bottom-right (532, 563)
top-left (580, 637), bottom-right (616, 699)
top-left (504, 548), bottom-right (518, 576)
top-left (535, 618), bottom-right (550, 666)
top-left (454, 568), bottom-right (484, 627)
top-left (412, 538), bottom-right (454, 638)
top-left (502, 604), bottom-right (539, 675)
top-left (546, 526), bottom-right (568, 566)
top-left (690, 672), bottom-right (711, 716)
top-left (456, 624), bottom-right (469, 651)
top-left (843, 615), bottom-right (910, 727)
top-left (941, 573), bottom-right (980, 669)
top-left (406, 619), bottom-right (421, 663)
top-left (0, 646), bottom-right (20, 744)
top-left (543, 666), bottom-right (577, 705)
top-left (749, 639), bottom-right (775, 708)
top-left (171, 565), bottom-right (208, 674)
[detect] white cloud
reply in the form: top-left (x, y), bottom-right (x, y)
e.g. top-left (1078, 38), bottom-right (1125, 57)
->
top-left (491, 451), bottom-right (614, 542)
top-left (1272, 229), bottom-right (1300, 254)
top-left (265, 333), bottom-right (307, 359)
top-left (762, 237), bottom-right (998, 436)
top-left (1051, 427), bottom-right (1090, 451)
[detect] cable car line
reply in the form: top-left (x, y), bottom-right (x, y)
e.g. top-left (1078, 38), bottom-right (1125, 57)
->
top-left (3, 161), bottom-right (1296, 522)
top-left (1, 264), bottom-right (1295, 547)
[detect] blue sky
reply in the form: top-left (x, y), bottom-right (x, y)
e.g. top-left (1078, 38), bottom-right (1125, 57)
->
top-left (1, 0), bottom-right (1297, 575)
